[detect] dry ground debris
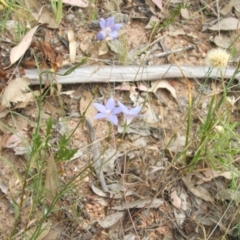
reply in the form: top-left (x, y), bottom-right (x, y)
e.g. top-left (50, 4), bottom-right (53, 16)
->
top-left (0, 0), bottom-right (240, 239)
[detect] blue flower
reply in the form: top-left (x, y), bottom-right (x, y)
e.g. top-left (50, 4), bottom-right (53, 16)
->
top-left (93, 98), bottom-right (121, 125)
top-left (118, 101), bottom-right (142, 125)
top-left (96, 16), bottom-right (124, 40)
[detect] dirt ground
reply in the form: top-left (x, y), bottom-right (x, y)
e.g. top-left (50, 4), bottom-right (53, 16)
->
top-left (0, 0), bottom-right (240, 239)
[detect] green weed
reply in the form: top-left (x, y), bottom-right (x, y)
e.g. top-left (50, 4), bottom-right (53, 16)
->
top-left (50, 0), bottom-right (63, 24)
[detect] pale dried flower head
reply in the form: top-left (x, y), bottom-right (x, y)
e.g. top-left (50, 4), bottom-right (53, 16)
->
top-left (206, 48), bottom-right (230, 69)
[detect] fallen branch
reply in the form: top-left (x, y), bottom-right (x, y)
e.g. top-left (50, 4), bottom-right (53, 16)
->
top-left (25, 65), bottom-right (240, 85)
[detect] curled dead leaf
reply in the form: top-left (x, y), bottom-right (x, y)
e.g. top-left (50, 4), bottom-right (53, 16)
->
top-left (182, 175), bottom-right (214, 202)
top-left (1, 78), bottom-right (30, 107)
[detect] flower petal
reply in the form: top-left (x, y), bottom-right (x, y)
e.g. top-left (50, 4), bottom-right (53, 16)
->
top-left (93, 103), bottom-right (106, 113)
top-left (124, 115), bottom-right (135, 125)
top-left (118, 101), bottom-right (129, 114)
top-left (111, 23), bottom-right (124, 32)
top-left (99, 18), bottom-right (106, 29)
top-left (108, 115), bottom-right (118, 125)
top-left (130, 106), bottom-right (141, 115)
top-left (108, 30), bottom-right (118, 39)
top-left (94, 113), bottom-right (106, 120)
top-left (105, 97), bottom-right (115, 110)
top-left (112, 106), bottom-right (122, 115)
top-left (106, 16), bottom-right (115, 27)
top-left (96, 31), bottom-right (106, 40)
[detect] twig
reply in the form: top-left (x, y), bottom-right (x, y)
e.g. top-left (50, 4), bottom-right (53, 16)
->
top-left (147, 45), bottom-right (194, 60)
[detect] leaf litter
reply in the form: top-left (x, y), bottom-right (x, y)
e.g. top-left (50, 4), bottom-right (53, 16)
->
top-left (1, 0), bottom-right (240, 239)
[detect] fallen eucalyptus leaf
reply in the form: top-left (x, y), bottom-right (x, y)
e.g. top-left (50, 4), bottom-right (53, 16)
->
top-left (112, 198), bottom-right (164, 210)
top-left (148, 80), bottom-right (177, 100)
top-left (99, 41), bottom-right (109, 56)
top-left (63, 0), bottom-right (88, 8)
top-left (215, 189), bottom-right (240, 204)
top-left (45, 153), bottom-right (62, 217)
top-left (180, 8), bottom-right (190, 19)
top-left (90, 183), bottom-right (134, 199)
top-left (151, 0), bottom-right (163, 10)
top-left (101, 149), bottom-right (123, 174)
top-left (209, 17), bottom-right (240, 31)
top-left (98, 212), bottom-right (124, 228)
top-left (220, 0), bottom-right (237, 16)
top-left (171, 190), bottom-right (181, 209)
top-left (1, 78), bottom-right (31, 107)
top-left (182, 175), bottom-right (214, 202)
top-left (9, 26), bottom-right (39, 66)
top-left (213, 34), bottom-right (232, 48)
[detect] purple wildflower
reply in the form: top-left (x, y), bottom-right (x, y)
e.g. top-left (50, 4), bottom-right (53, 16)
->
top-left (96, 16), bottom-right (124, 41)
top-left (118, 101), bottom-right (141, 125)
top-left (93, 98), bottom-right (121, 125)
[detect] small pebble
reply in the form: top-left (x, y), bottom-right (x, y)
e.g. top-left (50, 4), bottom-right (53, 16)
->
top-left (65, 14), bottom-right (75, 23)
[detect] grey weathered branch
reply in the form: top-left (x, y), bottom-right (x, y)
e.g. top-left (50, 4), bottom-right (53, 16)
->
top-left (25, 65), bottom-right (240, 85)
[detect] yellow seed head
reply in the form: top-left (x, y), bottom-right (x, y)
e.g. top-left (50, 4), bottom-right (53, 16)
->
top-left (206, 48), bottom-right (230, 69)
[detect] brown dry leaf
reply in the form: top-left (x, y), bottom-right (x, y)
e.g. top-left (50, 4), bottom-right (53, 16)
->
top-left (148, 80), bottom-right (177, 100)
top-left (8, 25), bottom-right (39, 67)
top-left (151, 0), bottom-right (162, 10)
top-left (220, 0), bottom-right (237, 16)
top-left (209, 17), bottom-right (240, 31)
top-left (3, 131), bottom-right (28, 149)
top-left (39, 41), bottom-right (56, 63)
top-left (45, 153), bottom-right (62, 217)
top-left (14, 91), bottom-right (40, 109)
top-left (99, 41), bottom-right (109, 56)
top-left (1, 77), bottom-right (31, 107)
top-left (167, 134), bottom-right (186, 153)
top-left (215, 189), bottom-right (240, 204)
top-left (21, 58), bottom-right (37, 68)
top-left (68, 30), bottom-right (77, 63)
top-left (0, 68), bottom-right (8, 81)
top-left (80, 35), bottom-right (92, 54)
top-left (112, 198), bottom-right (164, 210)
top-left (182, 175), bottom-right (214, 202)
top-left (173, 208), bottom-right (186, 227)
top-left (196, 169), bottom-right (235, 184)
top-left (90, 183), bottom-right (134, 199)
top-left (101, 149), bottom-right (123, 174)
top-left (171, 190), bottom-right (181, 209)
top-left (80, 91), bottom-right (97, 126)
top-left (63, 0), bottom-right (88, 8)
top-left (56, 54), bottom-right (63, 67)
top-left (180, 8), bottom-right (190, 19)
top-left (24, 0), bottom-right (59, 28)
top-left (144, 102), bottom-right (159, 124)
top-left (213, 34), bottom-right (232, 48)
top-left (98, 212), bottom-right (124, 228)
